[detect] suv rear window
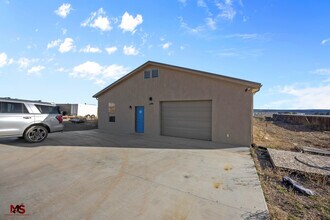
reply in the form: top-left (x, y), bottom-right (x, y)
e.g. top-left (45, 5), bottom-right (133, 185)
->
top-left (35, 105), bottom-right (60, 114)
top-left (0, 102), bottom-right (29, 113)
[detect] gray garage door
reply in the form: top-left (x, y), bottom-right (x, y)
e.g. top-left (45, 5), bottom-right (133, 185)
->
top-left (161, 100), bottom-right (212, 141)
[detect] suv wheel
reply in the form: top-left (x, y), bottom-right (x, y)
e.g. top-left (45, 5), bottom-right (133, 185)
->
top-left (24, 125), bottom-right (48, 143)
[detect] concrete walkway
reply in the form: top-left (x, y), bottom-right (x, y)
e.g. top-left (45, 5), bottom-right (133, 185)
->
top-left (0, 130), bottom-right (268, 219)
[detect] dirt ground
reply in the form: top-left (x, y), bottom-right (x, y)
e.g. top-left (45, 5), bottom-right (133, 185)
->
top-left (252, 117), bottom-right (330, 219)
top-left (253, 117), bottom-right (330, 151)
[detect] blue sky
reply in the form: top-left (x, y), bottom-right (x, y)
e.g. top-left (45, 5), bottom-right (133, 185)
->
top-left (0, 0), bottom-right (329, 109)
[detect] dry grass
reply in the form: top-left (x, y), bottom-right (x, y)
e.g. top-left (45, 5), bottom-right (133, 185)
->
top-left (253, 117), bottom-right (330, 151)
top-left (252, 117), bottom-right (330, 219)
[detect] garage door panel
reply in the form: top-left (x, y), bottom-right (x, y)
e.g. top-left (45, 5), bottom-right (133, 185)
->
top-left (163, 119), bottom-right (211, 128)
top-left (161, 100), bottom-right (212, 141)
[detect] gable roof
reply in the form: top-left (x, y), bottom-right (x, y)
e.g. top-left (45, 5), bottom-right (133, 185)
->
top-left (93, 61), bottom-right (262, 98)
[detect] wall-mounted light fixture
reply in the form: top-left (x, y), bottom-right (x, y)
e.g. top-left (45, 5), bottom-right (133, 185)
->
top-left (245, 87), bottom-right (252, 92)
top-left (129, 105), bottom-right (132, 109)
top-left (149, 97), bottom-right (154, 105)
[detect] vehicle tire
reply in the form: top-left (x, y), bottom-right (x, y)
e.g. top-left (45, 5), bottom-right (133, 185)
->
top-left (24, 125), bottom-right (48, 143)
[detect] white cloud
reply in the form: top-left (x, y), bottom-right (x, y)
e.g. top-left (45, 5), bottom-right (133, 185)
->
top-left (103, 64), bottom-right (129, 79)
top-left (105, 46), bottom-right (118, 54)
top-left (0, 52), bottom-right (8, 67)
top-left (206, 17), bottom-right (216, 30)
top-left (119, 12), bottom-right (143, 33)
top-left (26, 43), bottom-right (37, 49)
top-left (280, 85), bottom-right (330, 108)
top-left (197, 0), bottom-right (207, 7)
top-left (56, 67), bottom-right (65, 72)
top-left (54, 3), bottom-right (72, 18)
top-left (71, 61), bottom-right (102, 78)
top-left (81, 8), bottom-right (111, 31)
top-left (70, 61), bottom-right (129, 84)
top-left (17, 58), bottom-right (30, 69)
top-left (178, 17), bottom-right (204, 34)
top-left (225, 33), bottom-right (258, 39)
top-left (59, 38), bottom-right (74, 53)
top-left (180, 45), bottom-right (185, 50)
top-left (47, 39), bottom-right (61, 49)
top-left (139, 31), bottom-right (149, 46)
top-left (197, 0), bottom-right (213, 17)
top-left (321, 38), bottom-right (330, 45)
top-left (62, 28), bottom-right (67, 35)
top-left (312, 68), bottom-right (330, 75)
top-left (92, 16), bottom-right (111, 31)
top-left (123, 45), bottom-right (139, 56)
top-left (17, 57), bottom-right (38, 69)
top-left (162, 42), bottom-right (172, 49)
top-left (27, 65), bottom-right (45, 75)
top-left (95, 79), bottom-right (106, 85)
top-left (210, 48), bottom-right (263, 58)
top-left (273, 84), bottom-right (330, 109)
top-left (80, 45), bottom-right (101, 53)
top-left (178, 0), bottom-right (187, 5)
top-left (216, 0), bottom-right (236, 21)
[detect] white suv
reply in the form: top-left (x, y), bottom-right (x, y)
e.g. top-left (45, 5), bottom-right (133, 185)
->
top-left (0, 98), bottom-right (64, 143)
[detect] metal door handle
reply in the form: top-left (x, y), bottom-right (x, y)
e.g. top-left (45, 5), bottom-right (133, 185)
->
top-left (23, 116), bottom-right (31, 119)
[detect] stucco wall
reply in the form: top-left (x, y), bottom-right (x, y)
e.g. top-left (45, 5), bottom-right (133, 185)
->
top-left (97, 65), bottom-right (254, 146)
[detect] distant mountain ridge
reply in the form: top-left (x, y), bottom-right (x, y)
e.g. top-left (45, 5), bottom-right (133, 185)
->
top-left (254, 109), bottom-right (330, 115)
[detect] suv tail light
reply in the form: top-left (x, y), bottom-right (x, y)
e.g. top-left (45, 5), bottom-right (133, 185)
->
top-left (56, 115), bottom-right (63, 123)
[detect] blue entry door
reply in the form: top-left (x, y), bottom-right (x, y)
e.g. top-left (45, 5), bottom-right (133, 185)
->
top-left (135, 106), bottom-right (144, 133)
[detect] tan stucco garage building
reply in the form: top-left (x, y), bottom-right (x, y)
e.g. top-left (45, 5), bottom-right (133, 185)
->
top-left (93, 61), bottom-right (261, 146)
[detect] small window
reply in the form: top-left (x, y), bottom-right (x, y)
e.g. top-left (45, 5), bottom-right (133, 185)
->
top-left (23, 104), bottom-right (29, 113)
top-left (144, 70), bottom-right (150, 79)
top-left (152, 69), bottom-right (159, 78)
top-left (35, 105), bottom-right (60, 114)
top-left (1, 102), bottom-right (26, 113)
top-left (108, 102), bottom-right (115, 122)
top-left (108, 103), bottom-right (115, 114)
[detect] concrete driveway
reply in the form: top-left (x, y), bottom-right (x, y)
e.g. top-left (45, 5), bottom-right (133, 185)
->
top-left (0, 130), bottom-right (268, 219)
